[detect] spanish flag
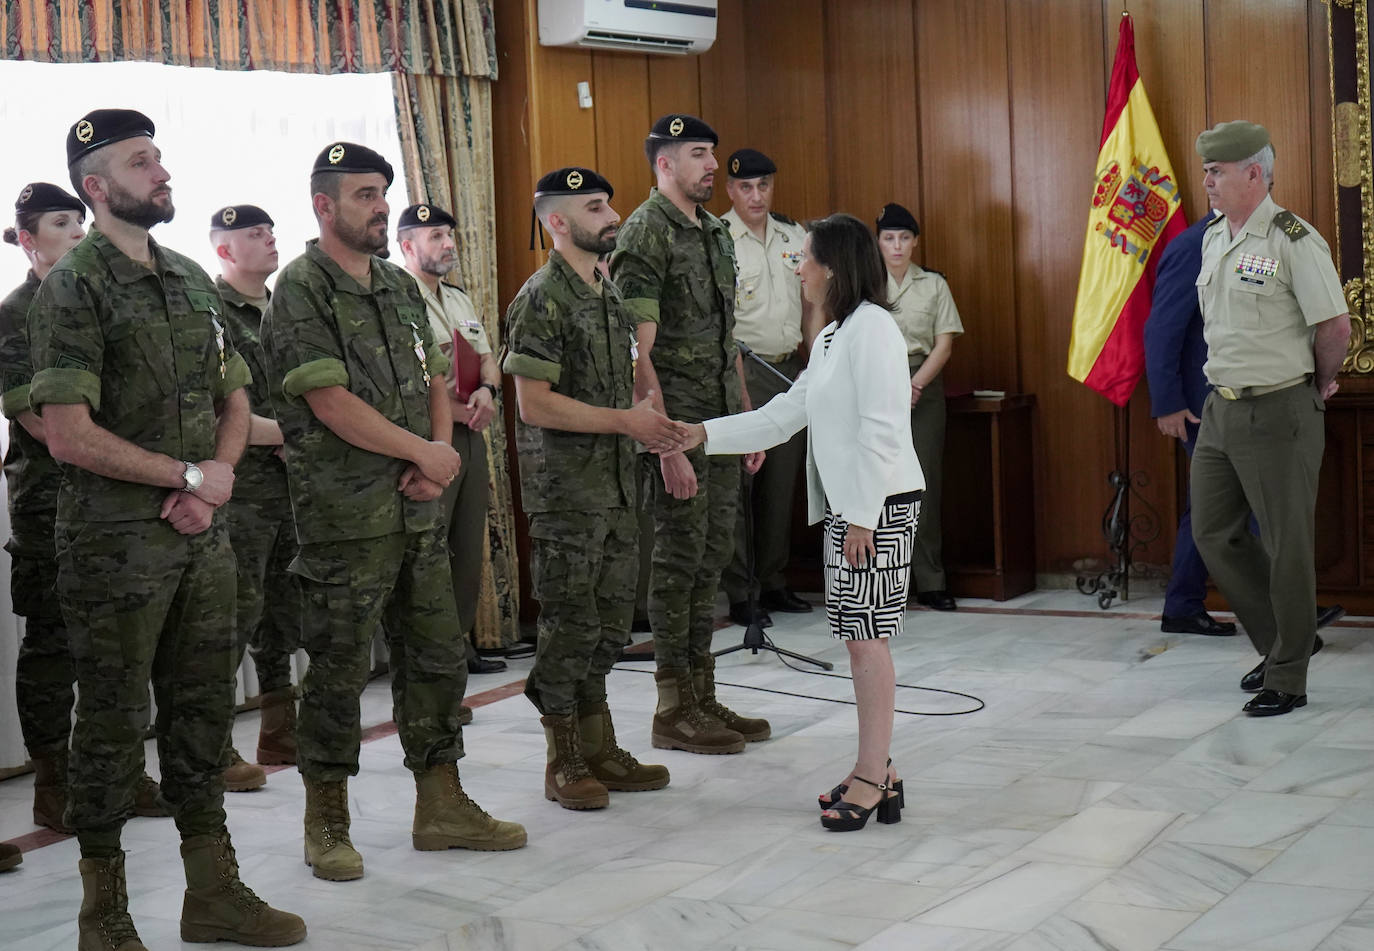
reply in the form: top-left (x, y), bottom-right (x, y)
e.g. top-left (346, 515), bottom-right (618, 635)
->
top-left (1068, 13), bottom-right (1186, 406)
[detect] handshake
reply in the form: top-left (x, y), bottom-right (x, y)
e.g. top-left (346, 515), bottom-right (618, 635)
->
top-left (627, 390), bottom-right (707, 455)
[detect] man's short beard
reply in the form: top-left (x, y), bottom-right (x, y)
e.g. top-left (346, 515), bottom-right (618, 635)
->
top-left (336, 214), bottom-right (388, 254)
top-left (570, 221), bottom-right (617, 255)
top-left (420, 250), bottom-right (457, 277)
top-left (683, 179), bottom-right (713, 204)
top-left (107, 180), bottom-right (174, 229)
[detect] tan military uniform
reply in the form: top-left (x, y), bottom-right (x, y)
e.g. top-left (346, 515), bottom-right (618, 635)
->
top-left (718, 210), bottom-right (808, 605)
top-left (1192, 194), bottom-right (1346, 696)
top-left (412, 275), bottom-right (493, 642)
top-left (887, 263), bottom-right (963, 593)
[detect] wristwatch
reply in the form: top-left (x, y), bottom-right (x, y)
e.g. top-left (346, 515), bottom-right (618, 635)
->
top-left (182, 461), bottom-right (204, 492)
top-left (478, 382), bottom-right (499, 399)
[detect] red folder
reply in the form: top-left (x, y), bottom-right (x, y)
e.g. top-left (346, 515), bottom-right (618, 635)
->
top-left (451, 328), bottom-right (482, 402)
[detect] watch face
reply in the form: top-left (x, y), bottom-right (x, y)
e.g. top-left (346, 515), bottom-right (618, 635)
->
top-left (185, 465), bottom-right (203, 489)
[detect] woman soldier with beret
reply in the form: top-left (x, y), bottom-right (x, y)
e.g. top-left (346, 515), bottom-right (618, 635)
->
top-left (876, 203), bottom-right (964, 613)
top-left (1, 183), bottom-right (168, 837)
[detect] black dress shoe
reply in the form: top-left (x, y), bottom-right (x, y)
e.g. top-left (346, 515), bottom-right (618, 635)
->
top-left (1160, 612), bottom-right (1237, 636)
top-left (1243, 689), bottom-right (1307, 716)
top-left (728, 601), bottom-right (772, 628)
top-left (1240, 635), bottom-right (1323, 692)
top-left (915, 590), bottom-right (957, 611)
top-left (1317, 604), bottom-right (1346, 629)
top-left (761, 588), bottom-right (813, 613)
top-left (468, 655), bottom-right (508, 675)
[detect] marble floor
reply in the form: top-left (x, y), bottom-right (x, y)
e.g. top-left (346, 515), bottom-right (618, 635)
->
top-left (4, 588), bottom-right (1374, 951)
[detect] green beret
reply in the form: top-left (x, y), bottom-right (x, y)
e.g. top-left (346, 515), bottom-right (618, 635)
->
top-left (1195, 120), bottom-right (1272, 163)
top-left (66, 109), bottom-right (155, 167)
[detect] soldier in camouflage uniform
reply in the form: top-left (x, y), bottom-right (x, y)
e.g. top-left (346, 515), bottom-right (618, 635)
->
top-left (2, 182), bottom-right (169, 836)
top-left (28, 109), bottom-right (303, 949)
top-left (611, 114), bottom-right (771, 754)
top-left (261, 142), bottom-right (525, 883)
top-left (506, 167), bottom-right (687, 810)
top-left (210, 204), bottom-right (298, 780)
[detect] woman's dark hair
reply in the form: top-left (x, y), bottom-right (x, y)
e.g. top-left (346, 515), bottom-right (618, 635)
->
top-left (807, 213), bottom-right (894, 324)
top-left (3, 211), bottom-right (42, 246)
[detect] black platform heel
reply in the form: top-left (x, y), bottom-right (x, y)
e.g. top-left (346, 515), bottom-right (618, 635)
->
top-left (818, 760), bottom-right (904, 809)
top-left (819, 775), bottom-right (901, 832)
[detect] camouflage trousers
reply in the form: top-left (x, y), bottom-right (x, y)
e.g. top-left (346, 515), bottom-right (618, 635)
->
top-left (224, 493), bottom-right (299, 695)
top-left (9, 510), bottom-right (74, 755)
top-left (525, 507), bottom-right (637, 716)
top-left (292, 527), bottom-right (466, 781)
top-left (642, 448), bottom-right (740, 669)
top-left (55, 516), bottom-right (237, 852)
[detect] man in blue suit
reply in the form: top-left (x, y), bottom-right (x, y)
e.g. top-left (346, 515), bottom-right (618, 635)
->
top-left (1146, 211), bottom-right (1343, 638)
top-left (1145, 211), bottom-right (1238, 635)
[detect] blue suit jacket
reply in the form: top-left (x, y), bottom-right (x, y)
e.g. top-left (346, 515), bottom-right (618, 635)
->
top-left (1145, 211), bottom-right (1215, 421)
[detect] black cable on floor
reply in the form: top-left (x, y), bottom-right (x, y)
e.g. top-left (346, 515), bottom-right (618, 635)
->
top-left (611, 631), bottom-right (985, 717)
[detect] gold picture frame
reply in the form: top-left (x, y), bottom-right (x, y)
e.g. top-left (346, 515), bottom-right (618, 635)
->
top-left (1328, 0), bottom-right (1374, 372)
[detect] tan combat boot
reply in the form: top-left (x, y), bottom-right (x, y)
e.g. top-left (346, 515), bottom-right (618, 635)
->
top-left (0, 842), bottom-right (21, 872)
top-left (31, 749), bottom-right (72, 833)
top-left (132, 774), bottom-right (170, 818)
top-left (412, 763), bottom-right (527, 851)
top-left (180, 830), bottom-right (306, 945)
top-left (302, 777), bottom-right (363, 881)
top-left (255, 687), bottom-right (298, 766)
top-left (459, 704), bottom-right (474, 726)
top-left (651, 668), bottom-right (745, 754)
top-left (223, 748), bottom-right (267, 792)
top-left (539, 714), bottom-right (609, 810)
top-left (693, 653), bottom-right (771, 742)
top-left (578, 701), bottom-right (670, 791)
top-left (77, 852), bottom-right (147, 951)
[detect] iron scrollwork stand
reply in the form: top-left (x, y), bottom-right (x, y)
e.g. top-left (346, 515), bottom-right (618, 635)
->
top-left (1077, 469), bottom-right (1162, 609)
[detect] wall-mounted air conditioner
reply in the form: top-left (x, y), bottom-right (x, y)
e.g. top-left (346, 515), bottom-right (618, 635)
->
top-left (538, 0), bottom-right (718, 56)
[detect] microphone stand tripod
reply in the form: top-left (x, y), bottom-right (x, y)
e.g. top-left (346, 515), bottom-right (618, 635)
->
top-left (712, 343), bottom-right (833, 672)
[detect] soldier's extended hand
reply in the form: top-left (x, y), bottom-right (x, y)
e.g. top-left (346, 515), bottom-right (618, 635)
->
top-left (160, 491), bottom-right (215, 535)
top-left (661, 451), bottom-right (698, 500)
top-left (192, 459), bottom-right (235, 506)
top-left (414, 439), bottom-right (461, 486)
top-left (625, 392), bottom-right (689, 453)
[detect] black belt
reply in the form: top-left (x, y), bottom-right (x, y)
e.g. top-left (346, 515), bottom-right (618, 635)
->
top-left (885, 489), bottom-right (923, 506)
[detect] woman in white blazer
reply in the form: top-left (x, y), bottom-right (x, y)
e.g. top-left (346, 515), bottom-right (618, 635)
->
top-left (680, 213), bottom-right (923, 831)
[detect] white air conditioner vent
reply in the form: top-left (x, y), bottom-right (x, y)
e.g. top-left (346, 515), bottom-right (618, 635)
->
top-left (538, 0), bottom-right (718, 56)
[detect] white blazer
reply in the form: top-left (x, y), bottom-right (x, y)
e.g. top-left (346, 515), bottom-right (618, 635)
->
top-left (704, 301), bottom-right (924, 530)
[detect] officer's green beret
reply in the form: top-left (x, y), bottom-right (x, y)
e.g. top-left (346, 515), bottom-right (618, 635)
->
top-left (210, 204), bottom-right (274, 231)
top-left (396, 202), bottom-right (457, 232)
top-left (15, 182), bottom-right (85, 217)
top-left (727, 149), bottom-right (776, 179)
top-left (66, 109), bottom-right (155, 167)
top-left (534, 167), bottom-right (614, 200)
top-left (1195, 120), bottom-right (1272, 163)
top-left (648, 114), bottom-right (718, 146)
top-left (876, 202), bottom-right (920, 237)
top-left (311, 142), bottom-right (395, 186)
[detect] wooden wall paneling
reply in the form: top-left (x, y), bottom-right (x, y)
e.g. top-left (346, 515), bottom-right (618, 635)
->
top-left (1203, 0), bottom-right (1313, 221)
top-left (648, 54), bottom-right (702, 123)
top-left (823, 0), bottom-right (921, 231)
top-left (696, 1), bottom-right (749, 218)
top-left (1006, 0), bottom-right (1116, 572)
top-left (491, 0), bottom-right (540, 314)
top-left (914, 0), bottom-right (1017, 396)
top-left (738, 0), bottom-right (829, 222)
top-left (590, 52), bottom-right (653, 209)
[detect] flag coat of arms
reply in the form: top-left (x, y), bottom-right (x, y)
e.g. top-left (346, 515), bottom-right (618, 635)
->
top-left (1068, 13), bottom-right (1186, 406)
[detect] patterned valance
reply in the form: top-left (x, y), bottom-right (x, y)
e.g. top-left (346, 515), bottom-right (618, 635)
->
top-left (1, 0), bottom-right (497, 78)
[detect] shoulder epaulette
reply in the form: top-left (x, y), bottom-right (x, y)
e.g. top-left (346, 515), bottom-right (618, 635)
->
top-left (440, 279), bottom-right (467, 293)
top-left (1273, 210), bottom-right (1309, 241)
top-left (919, 266), bottom-right (946, 280)
top-left (1206, 215), bottom-right (1227, 229)
top-left (769, 212), bottom-right (798, 227)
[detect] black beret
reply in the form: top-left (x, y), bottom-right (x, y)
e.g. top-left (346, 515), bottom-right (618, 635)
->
top-left (876, 202), bottom-right (920, 236)
top-left (15, 182), bottom-right (85, 217)
top-left (311, 142), bottom-right (395, 186)
top-left (1195, 120), bottom-right (1272, 163)
top-left (210, 204), bottom-right (274, 231)
top-left (648, 114), bottom-right (718, 146)
top-left (534, 167), bottom-right (614, 200)
top-left (66, 109), bottom-right (155, 167)
top-left (397, 202), bottom-right (457, 231)
top-left (727, 149), bottom-right (776, 179)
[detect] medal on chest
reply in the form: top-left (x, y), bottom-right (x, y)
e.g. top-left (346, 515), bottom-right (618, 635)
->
top-left (410, 325), bottom-right (431, 386)
top-left (210, 315), bottom-right (226, 379)
top-left (781, 250), bottom-right (802, 269)
top-left (1235, 252), bottom-right (1279, 284)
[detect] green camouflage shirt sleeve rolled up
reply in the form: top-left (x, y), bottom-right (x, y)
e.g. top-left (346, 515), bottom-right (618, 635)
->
top-left (502, 280), bottom-right (564, 386)
top-left (0, 273), bottom-right (61, 515)
top-left (0, 273), bottom-right (39, 419)
top-left (609, 214), bottom-right (668, 326)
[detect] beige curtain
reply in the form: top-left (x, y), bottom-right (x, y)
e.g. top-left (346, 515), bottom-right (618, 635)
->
top-left (392, 72), bottom-right (518, 649)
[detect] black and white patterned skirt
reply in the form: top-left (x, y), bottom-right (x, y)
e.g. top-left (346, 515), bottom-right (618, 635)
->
top-left (823, 492), bottom-right (921, 640)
